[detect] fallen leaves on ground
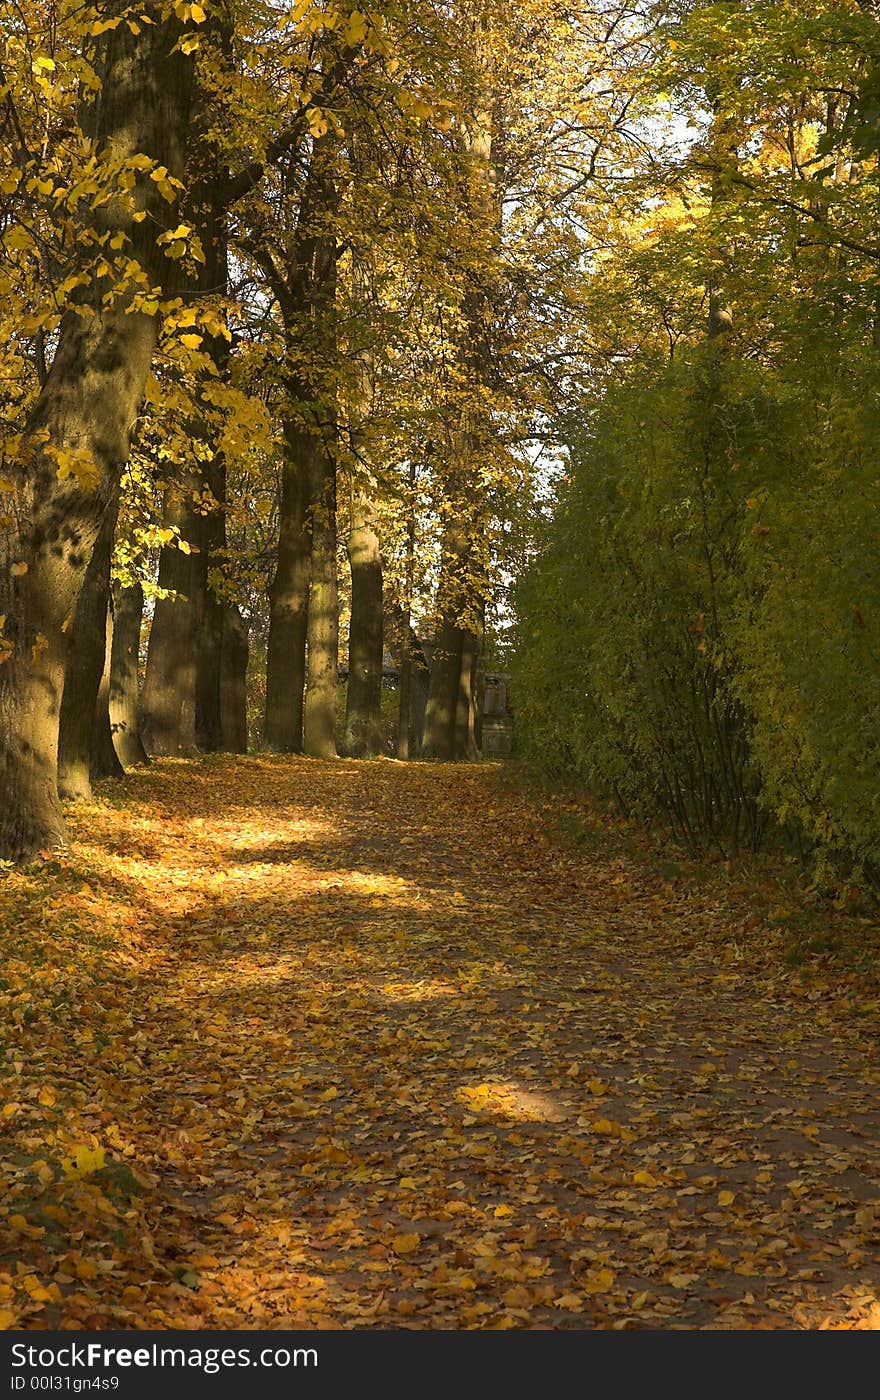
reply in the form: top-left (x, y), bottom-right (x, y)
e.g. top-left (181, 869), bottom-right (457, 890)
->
top-left (1, 756), bottom-right (879, 1330)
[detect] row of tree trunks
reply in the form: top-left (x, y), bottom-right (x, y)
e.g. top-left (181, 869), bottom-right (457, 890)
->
top-left (70, 560), bottom-right (246, 780)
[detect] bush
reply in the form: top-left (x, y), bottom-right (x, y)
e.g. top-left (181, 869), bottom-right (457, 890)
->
top-left (514, 341), bottom-right (880, 874)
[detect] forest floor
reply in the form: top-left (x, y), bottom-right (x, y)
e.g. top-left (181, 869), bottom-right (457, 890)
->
top-left (1, 756), bottom-right (879, 1331)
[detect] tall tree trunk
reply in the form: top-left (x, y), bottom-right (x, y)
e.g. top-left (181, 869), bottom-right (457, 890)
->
top-left (422, 614), bottom-right (460, 760)
top-left (422, 520), bottom-right (485, 762)
top-left (140, 482), bottom-right (200, 756)
top-left (260, 114), bottom-right (340, 758)
top-left (0, 12), bottom-right (192, 860)
top-left (195, 456), bottom-right (227, 751)
top-left (385, 599), bottom-right (429, 757)
top-left (192, 54), bottom-right (232, 752)
top-left (264, 423), bottom-right (311, 752)
top-left (396, 465), bottom-right (417, 760)
top-left (454, 623), bottom-right (480, 762)
top-left (343, 488), bottom-right (383, 757)
top-left (303, 439), bottom-right (339, 759)
top-left (341, 250), bottom-right (382, 757)
top-left (300, 147), bottom-right (340, 760)
top-left (109, 581), bottom-right (149, 767)
top-left (221, 603), bottom-right (249, 753)
top-left (397, 642), bottom-right (412, 761)
top-left (91, 608), bottom-right (124, 782)
top-left (422, 23), bottom-right (495, 763)
top-left (56, 493), bottom-right (119, 800)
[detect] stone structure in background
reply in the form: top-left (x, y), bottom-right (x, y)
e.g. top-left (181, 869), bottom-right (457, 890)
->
top-left (481, 672), bottom-right (513, 757)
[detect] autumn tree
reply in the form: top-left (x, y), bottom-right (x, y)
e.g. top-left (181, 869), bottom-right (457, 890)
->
top-left (0, 1), bottom-right (194, 860)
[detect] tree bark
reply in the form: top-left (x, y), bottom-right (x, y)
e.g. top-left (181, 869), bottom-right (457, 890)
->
top-left (109, 581), bottom-right (149, 767)
top-left (195, 456), bottom-right (227, 751)
top-left (454, 623), bottom-right (480, 762)
top-left (191, 43), bottom-right (232, 753)
top-left (397, 648), bottom-right (412, 760)
top-left (385, 600), bottom-right (430, 757)
top-left (303, 439), bottom-right (339, 759)
top-left (91, 607), bottom-right (124, 782)
top-left (0, 9), bottom-right (192, 860)
top-left (57, 493), bottom-right (119, 800)
top-left (396, 465), bottom-right (417, 760)
top-left (221, 603), bottom-right (249, 753)
top-left (140, 482), bottom-right (200, 756)
top-left (422, 613), bottom-right (462, 760)
top-left (260, 115), bottom-right (340, 759)
top-left (343, 488), bottom-right (383, 757)
top-left (264, 423), bottom-right (311, 752)
top-left (421, 27), bottom-right (495, 763)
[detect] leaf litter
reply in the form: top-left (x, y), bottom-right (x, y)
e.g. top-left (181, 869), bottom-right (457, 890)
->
top-left (1, 756), bottom-right (879, 1330)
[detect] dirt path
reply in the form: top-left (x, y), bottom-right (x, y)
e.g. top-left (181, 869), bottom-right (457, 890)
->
top-left (2, 757), bottom-right (879, 1329)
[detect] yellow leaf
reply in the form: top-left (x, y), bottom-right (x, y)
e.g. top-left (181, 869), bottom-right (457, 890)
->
top-left (38, 1085), bottom-right (56, 1107)
top-left (718, 1190), bottom-right (736, 1207)
top-left (391, 1232), bottom-right (420, 1256)
top-left (591, 1117), bottom-right (621, 1136)
top-left (180, 333), bottom-right (203, 349)
top-left (553, 1292), bottom-right (583, 1310)
top-left (64, 1145), bottom-right (106, 1177)
top-left (633, 1170), bottom-right (658, 1188)
top-left (583, 1267), bottom-right (615, 1294)
top-left (502, 1285), bottom-right (531, 1308)
top-left (5, 227), bottom-right (31, 251)
top-left (0, 1310), bottom-right (18, 1330)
